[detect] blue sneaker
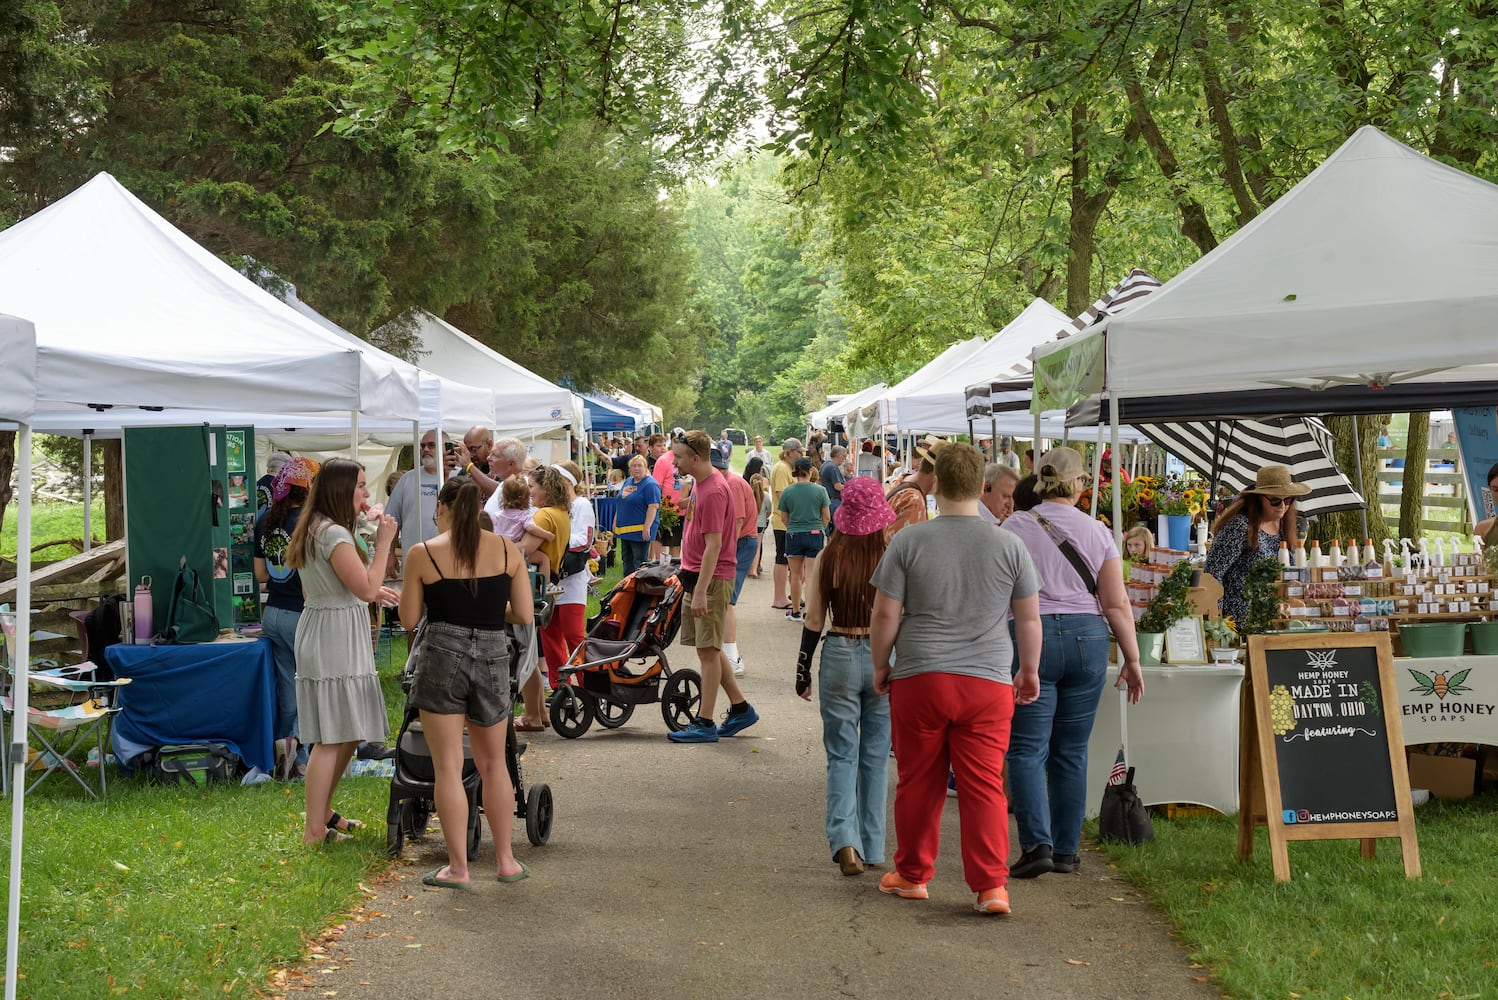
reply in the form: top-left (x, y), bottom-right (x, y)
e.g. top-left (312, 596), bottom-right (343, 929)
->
top-left (717, 703), bottom-right (760, 738)
top-left (668, 718), bottom-right (719, 743)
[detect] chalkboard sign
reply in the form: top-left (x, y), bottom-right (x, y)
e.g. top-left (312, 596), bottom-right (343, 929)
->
top-left (1238, 633), bottom-right (1420, 882)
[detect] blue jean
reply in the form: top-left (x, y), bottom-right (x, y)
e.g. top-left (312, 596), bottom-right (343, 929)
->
top-left (620, 538), bottom-right (650, 578)
top-left (818, 635), bottom-right (891, 863)
top-left (261, 604), bottom-right (302, 744)
top-left (731, 535), bottom-right (758, 604)
top-left (1008, 614), bottom-right (1110, 855)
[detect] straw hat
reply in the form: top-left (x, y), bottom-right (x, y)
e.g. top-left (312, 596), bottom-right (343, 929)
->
top-left (833, 476), bottom-right (897, 536)
top-left (1244, 464), bottom-right (1311, 498)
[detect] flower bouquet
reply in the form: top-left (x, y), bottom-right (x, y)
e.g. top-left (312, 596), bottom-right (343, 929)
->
top-left (657, 495), bottom-right (683, 536)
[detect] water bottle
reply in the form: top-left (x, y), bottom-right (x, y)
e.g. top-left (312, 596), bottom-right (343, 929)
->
top-left (133, 577), bottom-right (153, 643)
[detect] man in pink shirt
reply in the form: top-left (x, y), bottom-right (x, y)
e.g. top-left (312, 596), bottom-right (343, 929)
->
top-left (667, 430), bottom-right (759, 744)
top-left (651, 433), bottom-right (685, 561)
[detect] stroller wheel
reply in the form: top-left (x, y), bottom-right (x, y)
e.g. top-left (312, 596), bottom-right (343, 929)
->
top-left (661, 669), bottom-right (703, 732)
top-left (386, 817), bottom-right (404, 857)
top-left (400, 798), bottom-right (432, 840)
top-left (467, 806), bottom-right (483, 861)
top-left (526, 783), bottom-right (554, 845)
top-left (549, 683), bottom-right (594, 739)
top-left (594, 696), bottom-right (635, 730)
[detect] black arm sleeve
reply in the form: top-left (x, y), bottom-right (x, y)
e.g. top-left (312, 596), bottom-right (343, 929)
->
top-left (795, 626), bottom-right (822, 696)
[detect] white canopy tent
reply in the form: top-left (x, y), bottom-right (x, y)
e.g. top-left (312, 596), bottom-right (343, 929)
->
top-left (808, 383), bottom-right (887, 433)
top-left (606, 387), bottom-right (662, 428)
top-left (0, 314), bottom-right (36, 1000)
top-left (1035, 127), bottom-right (1498, 420)
top-left (846, 337), bottom-right (988, 439)
top-left (895, 299), bottom-right (1071, 434)
top-left (0, 173), bottom-right (420, 431)
top-left (381, 310), bottom-right (584, 449)
top-left (1032, 126), bottom-right (1498, 533)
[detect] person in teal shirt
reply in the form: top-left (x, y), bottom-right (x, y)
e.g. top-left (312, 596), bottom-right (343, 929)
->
top-left (777, 457), bottom-right (831, 622)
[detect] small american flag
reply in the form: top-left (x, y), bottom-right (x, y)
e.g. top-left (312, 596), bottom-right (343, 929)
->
top-left (1108, 746), bottom-right (1128, 786)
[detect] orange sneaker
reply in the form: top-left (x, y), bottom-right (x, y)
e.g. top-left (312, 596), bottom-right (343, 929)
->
top-left (878, 871), bottom-right (929, 900)
top-left (974, 887), bottom-right (1010, 915)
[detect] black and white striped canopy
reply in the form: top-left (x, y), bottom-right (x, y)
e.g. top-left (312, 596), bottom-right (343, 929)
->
top-left (1134, 417), bottom-right (1365, 517)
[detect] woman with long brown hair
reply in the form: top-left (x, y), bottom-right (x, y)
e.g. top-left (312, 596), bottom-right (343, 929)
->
top-left (400, 476), bottom-right (535, 888)
top-left (516, 465), bottom-right (572, 730)
top-left (1205, 464), bottom-right (1309, 627)
top-left (284, 457), bottom-right (399, 845)
top-left (796, 476), bottom-right (896, 876)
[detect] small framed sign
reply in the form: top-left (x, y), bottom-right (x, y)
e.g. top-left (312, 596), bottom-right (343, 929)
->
top-left (1164, 616), bottom-right (1206, 664)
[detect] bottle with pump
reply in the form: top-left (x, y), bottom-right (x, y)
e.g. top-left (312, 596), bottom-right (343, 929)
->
top-left (1277, 541), bottom-right (1291, 567)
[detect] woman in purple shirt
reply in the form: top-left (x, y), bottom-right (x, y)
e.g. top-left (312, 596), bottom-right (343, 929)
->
top-left (1000, 447), bottom-right (1144, 879)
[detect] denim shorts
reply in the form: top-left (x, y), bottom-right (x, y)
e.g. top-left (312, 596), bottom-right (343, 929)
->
top-left (408, 620), bottom-right (511, 728)
top-left (785, 530), bottom-right (825, 558)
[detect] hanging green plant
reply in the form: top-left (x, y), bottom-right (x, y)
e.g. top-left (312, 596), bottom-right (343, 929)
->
top-left (1137, 560), bottom-right (1195, 633)
top-left (1240, 557), bottom-right (1284, 636)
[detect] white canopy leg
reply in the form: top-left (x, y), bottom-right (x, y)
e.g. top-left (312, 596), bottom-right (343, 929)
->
top-left (6, 424), bottom-right (34, 1000)
top-left (82, 431), bottom-right (92, 552)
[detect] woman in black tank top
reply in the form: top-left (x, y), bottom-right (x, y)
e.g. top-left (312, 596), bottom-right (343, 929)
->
top-left (399, 476), bottom-right (534, 888)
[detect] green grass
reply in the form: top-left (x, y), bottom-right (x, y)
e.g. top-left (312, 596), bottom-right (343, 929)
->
top-left (2, 498), bottom-right (106, 561)
top-left (1096, 801), bottom-right (1498, 998)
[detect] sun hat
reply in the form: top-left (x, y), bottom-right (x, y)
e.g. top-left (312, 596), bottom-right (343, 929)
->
top-left (834, 476), bottom-right (897, 536)
top-left (271, 456), bottom-right (319, 502)
top-left (1244, 464), bottom-right (1311, 497)
top-left (709, 446), bottom-right (729, 470)
top-left (1035, 447), bottom-right (1085, 490)
top-left (913, 435), bottom-right (948, 470)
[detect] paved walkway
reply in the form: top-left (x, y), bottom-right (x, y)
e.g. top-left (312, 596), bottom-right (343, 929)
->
top-left (300, 574), bottom-right (1221, 999)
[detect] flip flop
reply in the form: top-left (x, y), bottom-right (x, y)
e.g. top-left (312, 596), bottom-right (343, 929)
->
top-left (496, 861), bottom-right (530, 883)
top-left (515, 721), bottom-right (545, 732)
top-left (328, 811), bottom-right (364, 833)
top-left (770, 603), bottom-right (792, 610)
top-left (322, 829), bottom-right (351, 845)
top-left (422, 867), bottom-right (472, 891)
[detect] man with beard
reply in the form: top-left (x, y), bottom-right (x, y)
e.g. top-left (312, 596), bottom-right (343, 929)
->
top-left (387, 430), bottom-right (461, 555)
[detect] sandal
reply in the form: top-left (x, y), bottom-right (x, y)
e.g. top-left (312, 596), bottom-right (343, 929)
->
top-left (422, 867), bottom-right (472, 891)
top-left (515, 720), bottom-right (546, 732)
top-left (328, 811), bottom-right (364, 833)
top-left (322, 829), bottom-right (351, 845)
top-left (496, 861), bottom-right (530, 883)
top-left (771, 603), bottom-right (792, 610)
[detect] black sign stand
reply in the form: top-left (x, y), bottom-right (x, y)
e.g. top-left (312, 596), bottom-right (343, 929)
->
top-left (1238, 632), bottom-right (1421, 882)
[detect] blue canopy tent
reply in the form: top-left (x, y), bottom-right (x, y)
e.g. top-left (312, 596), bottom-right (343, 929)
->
top-left (580, 392), bottom-right (644, 432)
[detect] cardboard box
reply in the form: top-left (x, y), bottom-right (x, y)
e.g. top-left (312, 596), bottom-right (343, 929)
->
top-left (1406, 751), bottom-right (1477, 800)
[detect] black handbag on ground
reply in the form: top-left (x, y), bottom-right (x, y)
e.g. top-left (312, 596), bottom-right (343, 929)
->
top-left (1098, 766), bottom-right (1156, 845)
top-left (154, 555), bottom-right (220, 644)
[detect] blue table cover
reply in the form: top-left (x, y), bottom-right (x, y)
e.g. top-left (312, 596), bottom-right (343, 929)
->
top-left (107, 639), bottom-right (275, 773)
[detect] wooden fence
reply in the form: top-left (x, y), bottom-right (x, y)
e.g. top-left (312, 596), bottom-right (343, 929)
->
top-left (1376, 447), bottom-right (1470, 535)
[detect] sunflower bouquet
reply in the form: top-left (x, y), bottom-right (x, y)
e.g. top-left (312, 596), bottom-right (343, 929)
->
top-left (657, 494), bottom-right (683, 535)
top-left (1153, 476), bottom-right (1207, 517)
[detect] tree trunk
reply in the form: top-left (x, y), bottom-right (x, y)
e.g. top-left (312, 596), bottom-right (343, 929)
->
top-left (1311, 415), bottom-right (1390, 550)
top-left (1400, 412), bottom-right (1429, 541)
top-left (103, 439), bottom-right (125, 542)
top-left (0, 430), bottom-right (13, 545)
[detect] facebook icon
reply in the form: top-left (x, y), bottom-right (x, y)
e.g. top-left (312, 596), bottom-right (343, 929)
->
top-left (1282, 809), bottom-right (1298, 824)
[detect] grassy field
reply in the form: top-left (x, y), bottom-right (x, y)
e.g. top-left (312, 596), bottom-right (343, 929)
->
top-left (1, 498), bottom-right (106, 561)
top-left (1097, 801), bottom-right (1498, 998)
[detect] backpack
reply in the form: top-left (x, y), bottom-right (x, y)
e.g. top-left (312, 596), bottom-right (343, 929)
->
top-left (140, 742), bottom-right (242, 787)
top-left (83, 594), bottom-right (127, 679)
top-left (154, 556), bottom-right (220, 644)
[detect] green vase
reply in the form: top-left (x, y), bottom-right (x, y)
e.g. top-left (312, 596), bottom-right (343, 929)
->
top-left (1137, 631), bottom-right (1165, 665)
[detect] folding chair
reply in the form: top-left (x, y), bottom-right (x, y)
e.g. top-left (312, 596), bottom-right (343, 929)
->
top-left (1, 663), bottom-right (132, 800)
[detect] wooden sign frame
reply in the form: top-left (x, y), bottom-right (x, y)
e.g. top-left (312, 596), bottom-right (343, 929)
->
top-left (1238, 632), bottom-right (1420, 882)
top-left (1164, 616), bottom-right (1207, 664)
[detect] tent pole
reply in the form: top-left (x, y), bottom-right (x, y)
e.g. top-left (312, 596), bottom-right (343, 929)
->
top-left (1090, 426), bottom-right (1103, 517)
top-left (990, 415), bottom-right (997, 461)
top-left (1351, 414), bottom-right (1368, 539)
top-left (82, 431), bottom-right (92, 552)
top-left (1033, 408), bottom-right (1041, 467)
top-left (350, 410), bottom-right (359, 461)
top-left (6, 424), bottom-right (33, 1000)
top-left (1110, 391), bottom-right (1123, 551)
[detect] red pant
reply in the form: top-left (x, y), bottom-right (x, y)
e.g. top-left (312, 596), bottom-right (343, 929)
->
top-left (540, 603), bottom-right (586, 688)
top-left (890, 672), bottom-right (1015, 891)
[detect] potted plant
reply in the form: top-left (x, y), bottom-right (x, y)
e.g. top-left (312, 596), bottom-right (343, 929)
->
top-left (1136, 560), bottom-right (1195, 664)
top-left (1204, 616), bottom-right (1240, 663)
top-left (1154, 477), bottom-right (1207, 550)
top-left (1239, 557), bottom-right (1283, 639)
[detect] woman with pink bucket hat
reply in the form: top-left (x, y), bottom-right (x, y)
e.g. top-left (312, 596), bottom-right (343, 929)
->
top-left (795, 475), bottom-right (897, 877)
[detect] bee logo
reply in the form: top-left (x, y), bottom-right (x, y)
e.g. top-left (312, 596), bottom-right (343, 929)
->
top-left (1408, 668), bottom-right (1472, 700)
top-left (1306, 649), bottom-right (1339, 670)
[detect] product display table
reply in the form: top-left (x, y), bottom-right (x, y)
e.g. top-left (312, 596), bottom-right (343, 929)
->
top-left (1392, 654), bottom-right (1498, 746)
top-left (106, 636), bottom-right (274, 773)
top-left (1085, 663), bottom-right (1245, 818)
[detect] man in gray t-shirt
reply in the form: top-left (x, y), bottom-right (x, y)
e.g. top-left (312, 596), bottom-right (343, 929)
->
top-left (868, 442), bottom-right (1042, 911)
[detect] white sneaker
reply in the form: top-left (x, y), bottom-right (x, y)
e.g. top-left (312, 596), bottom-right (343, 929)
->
top-left (731, 655), bottom-right (745, 677)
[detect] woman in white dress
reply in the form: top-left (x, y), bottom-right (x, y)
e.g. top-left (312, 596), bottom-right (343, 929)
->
top-left (285, 458), bottom-right (399, 845)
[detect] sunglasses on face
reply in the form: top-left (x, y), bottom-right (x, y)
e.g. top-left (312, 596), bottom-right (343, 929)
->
top-left (1266, 496), bottom-right (1290, 507)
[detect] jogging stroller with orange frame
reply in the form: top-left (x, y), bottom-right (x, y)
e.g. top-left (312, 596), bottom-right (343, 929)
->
top-left (547, 560), bottom-right (702, 738)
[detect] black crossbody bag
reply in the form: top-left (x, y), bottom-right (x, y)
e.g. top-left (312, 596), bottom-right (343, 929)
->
top-left (1031, 512), bottom-right (1099, 601)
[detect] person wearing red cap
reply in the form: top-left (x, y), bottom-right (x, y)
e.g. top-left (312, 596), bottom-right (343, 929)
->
top-left (1099, 449), bottom-right (1131, 484)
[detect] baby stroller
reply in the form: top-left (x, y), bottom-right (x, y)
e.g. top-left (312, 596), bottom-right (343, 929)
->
top-left (548, 560), bottom-right (700, 738)
top-left (385, 585), bottom-right (556, 857)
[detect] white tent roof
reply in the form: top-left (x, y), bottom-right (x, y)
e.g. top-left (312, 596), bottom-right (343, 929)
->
top-left (0, 315), bottom-right (36, 423)
top-left (0, 173), bottom-right (420, 428)
top-left (1034, 127), bottom-right (1498, 409)
top-left (847, 337), bottom-right (988, 439)
top-left (895, 299), bottom-right (1071, 433)
top-left (808, 383), bottom-right (887, 431)
top-left (388, 310), bottom-right (583, 438)
top-left (607, 387), bottom-right (662, 426)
